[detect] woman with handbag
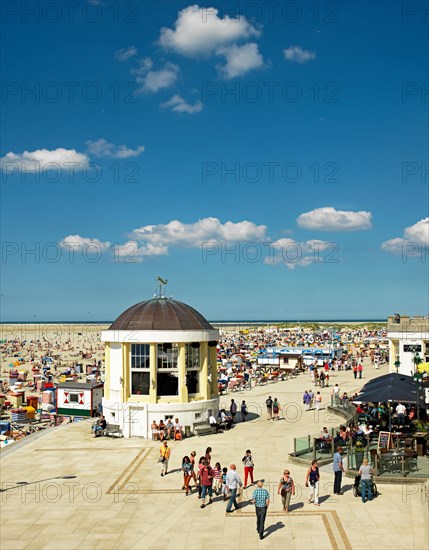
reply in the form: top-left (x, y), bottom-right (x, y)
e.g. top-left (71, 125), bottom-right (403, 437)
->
top-left (159, 440), bottom-right (171, 476)
top-left (277, 469), bottom-right (295, 512)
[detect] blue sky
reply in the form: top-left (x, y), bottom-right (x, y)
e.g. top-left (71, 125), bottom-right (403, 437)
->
top-left (1, 1), bottom-right (428, 321)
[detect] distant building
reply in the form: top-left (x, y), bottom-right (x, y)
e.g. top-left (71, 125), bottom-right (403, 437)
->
top-left (257, 346), bottom-right (343, 370)
top-left (101, 297), bottom-right (219, 438)
top-left (387, 315), bottom-right (429, 376)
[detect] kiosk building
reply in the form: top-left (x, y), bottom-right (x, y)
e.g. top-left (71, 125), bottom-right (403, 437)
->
top-left (101, 296), bottom-right (219, 437)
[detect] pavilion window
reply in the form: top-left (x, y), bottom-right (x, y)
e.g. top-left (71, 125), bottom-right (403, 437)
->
top-left (131, 344), bottom-right (150, 395)
top-left (186, 344), bottom-right (200, 394)
top-left (157, 344), bottom-right (179, 396)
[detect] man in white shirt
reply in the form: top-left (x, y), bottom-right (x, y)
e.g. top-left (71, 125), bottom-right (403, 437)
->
top-left (220, 409), bottom-right (233, 430)
top-left (209, 414), bottom-right (223, 433)
top-left (226, 464), bottom-right (243, 512)
top-left (395, 404), bottom-right (406, 427)
top-left (332, 384), bottom-right (340, 406)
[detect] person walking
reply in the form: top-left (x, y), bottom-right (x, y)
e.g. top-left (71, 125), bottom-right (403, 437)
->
top-left (159, 440), bottom-right (171, 477)
top-left (357, 363), bottom-right (363, 379)
top-left (225, 464), bottom-right (243, 513)
top-left (315, 391), bottom-right (322, 411)
top-left (333, 446), bottom-right (344, 495)
top-left (353, 364), bottom-right (358, 379)
top-left (205, 446), bottom-right (212, 465)
top-left (182, 456), bottom-right (192, 496)
top-left (189, 451), bottom-right (197, 486)
top-left (265, 396), bottom-right (273, 420)
top-left (199, 460), bottom-right (214, 508)
top-left (240, 400), bottom-right (248, 422)
top-left (196, 456), bottom-right (206, 498)
top-left (242, 449), bottom-right (255, 488)
top-left (272, 398), bottom-right (280, 420)
top-left (213, 462), bottom-right (222, 495)
top-left (305, 460), bottom-right (320, 506)
top-left (252, 480), bottom-right (270, 540)
top-left (230, 399), bottom-right (237, 423)
top-left (308, 390), bottom-right (314, 410)
top-left (277, 469), bottom-right (295, 512)
top-left (332, 384), bottom-right (340, 406)
top-left (358, 458), bottom-right (374, 503)
top-left (303, 390), bottom-right (311, 411)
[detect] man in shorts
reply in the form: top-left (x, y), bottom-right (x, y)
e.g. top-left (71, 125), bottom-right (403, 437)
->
top-left (265, 396), bottom-right (273, 420)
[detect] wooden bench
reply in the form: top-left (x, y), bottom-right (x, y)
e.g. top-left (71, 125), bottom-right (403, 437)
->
top-left (102, 424), bottom-right (123, 438)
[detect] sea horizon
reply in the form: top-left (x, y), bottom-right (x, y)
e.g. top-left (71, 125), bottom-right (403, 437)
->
top-left (0, 319), bottom-right (387, 324)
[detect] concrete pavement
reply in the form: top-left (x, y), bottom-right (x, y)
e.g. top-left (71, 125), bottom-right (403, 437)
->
top-left (1, 360), bottom-right (428, 549)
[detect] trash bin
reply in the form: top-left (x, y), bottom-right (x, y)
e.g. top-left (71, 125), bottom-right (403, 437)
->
top-left (185, 425), bottom-right (191, 438)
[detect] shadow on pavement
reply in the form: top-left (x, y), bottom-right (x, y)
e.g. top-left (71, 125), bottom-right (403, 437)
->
top-left (265, 521), bottom-right (285, 537)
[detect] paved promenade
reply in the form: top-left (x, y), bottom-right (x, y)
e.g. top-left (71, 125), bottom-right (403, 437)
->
top-left (1, 361), bottom-right (428, 550)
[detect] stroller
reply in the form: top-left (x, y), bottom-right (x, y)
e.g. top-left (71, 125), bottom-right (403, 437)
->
top-left (353, 474), bottom-right (378, 498)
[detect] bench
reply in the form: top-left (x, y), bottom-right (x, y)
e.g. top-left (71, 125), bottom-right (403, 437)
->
top-left (193, 421), bottom-right (228, 436)
top-left (102, 424), bottom-right (123, 438)
top-left (193, 422), bottom-right (214, 436)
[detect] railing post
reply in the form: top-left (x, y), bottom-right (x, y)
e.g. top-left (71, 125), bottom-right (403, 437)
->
top-left (312, 438), bottom-right (316, 461)
top-left (308, 434), bottom-right (311, 452)
top-left (293, 438), bottom-right (296, 456)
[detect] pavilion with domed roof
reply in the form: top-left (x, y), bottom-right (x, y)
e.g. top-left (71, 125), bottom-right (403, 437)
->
top-left (101, 287), bottom-right (219, 438)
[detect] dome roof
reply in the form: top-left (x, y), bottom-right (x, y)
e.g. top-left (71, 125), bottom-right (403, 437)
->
top-left (109, 298), bottom-right (214, 331)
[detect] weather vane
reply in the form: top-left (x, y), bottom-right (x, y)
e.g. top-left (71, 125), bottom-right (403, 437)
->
top-left (155, 276), bottom-right (168, 298)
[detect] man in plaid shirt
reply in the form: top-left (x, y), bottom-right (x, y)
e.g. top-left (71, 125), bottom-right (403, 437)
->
top-left (251, 480), bottom-right (270, 540)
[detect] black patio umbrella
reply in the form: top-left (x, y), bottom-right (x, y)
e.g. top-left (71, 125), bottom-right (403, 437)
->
top-left (360, 373), bottom-right (416, 393)
top-left (355, 383), bottom-right (420, 404)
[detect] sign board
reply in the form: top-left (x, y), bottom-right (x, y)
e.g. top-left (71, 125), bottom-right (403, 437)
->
top-left (403, 344), bottom-right (422, 352)
top-left (378, 431), bottom-right (392, 450)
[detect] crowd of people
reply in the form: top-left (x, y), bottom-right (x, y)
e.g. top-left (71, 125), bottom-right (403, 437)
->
top-left (156, 437), bottom-right (374, 540)
top-left (151, 417), bottom-right (184, 441)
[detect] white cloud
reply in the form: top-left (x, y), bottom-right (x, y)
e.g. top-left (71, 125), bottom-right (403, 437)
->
top-left (131, 59), bottom-right (179, 93)
top-left (404, 217), bottom-right (429, 243)
top-left (86, 138), bottom-right (145, 158)
top-left (115, 45), bottom-right (138, 61)
top-left (161, 94), bottom-right (204, 114)
top-left (159, 4), bottom-right (260, 56)
top-left (283, 45), bottom-right (316, 63)
top-left (59, 235), bottom-right (111, 251)
top-left (297, 207), bottom-right (372, 231)
top-left (264, 238), bottom-right (333, 269)
top-left (0, 148), bottom-right (89, 172)
top-left (380, 238), bottom-right (406, 255)
top-left (112, 241), bottom-right (168, 262)
top-left (130, 217), bottom-right (268, 249)
top-left (381, 218), bottom-right (429, 255)
top-left (216, 43), bottom-right (264, 79)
